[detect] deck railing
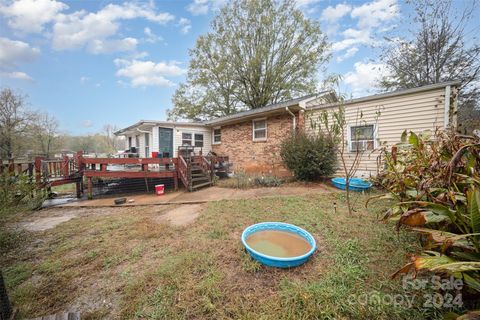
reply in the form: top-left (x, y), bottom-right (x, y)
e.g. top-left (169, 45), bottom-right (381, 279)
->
top-left (177, 155), bottom-right (190, 190)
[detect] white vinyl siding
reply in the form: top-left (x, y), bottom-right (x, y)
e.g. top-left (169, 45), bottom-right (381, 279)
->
top-left (173, 126), bottom-right (211, 157)
top-left (144, 133), bottom-right (150, 158)
top-left (305, 87), bottom-right (448, 177)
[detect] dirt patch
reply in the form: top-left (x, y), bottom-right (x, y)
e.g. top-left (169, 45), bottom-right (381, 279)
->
top-left (153, 204), bottom-right (205, 226)
top-left (20, 214), bottom-right (78, 232)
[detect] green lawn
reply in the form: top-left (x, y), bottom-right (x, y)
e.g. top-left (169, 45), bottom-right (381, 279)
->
top-left (2, 192), bottom-right (448, 319)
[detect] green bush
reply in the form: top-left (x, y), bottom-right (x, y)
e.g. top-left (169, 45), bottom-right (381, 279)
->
top-left (0, 172), bottom-right (45, 216)
top-left (280, 132), bottom-right (337, 181)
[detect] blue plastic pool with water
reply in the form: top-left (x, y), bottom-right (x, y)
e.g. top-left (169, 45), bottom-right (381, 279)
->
top-left (241, 222), bottom-right (316, 268)
top-left (331, 177), bottom-right (372, 191)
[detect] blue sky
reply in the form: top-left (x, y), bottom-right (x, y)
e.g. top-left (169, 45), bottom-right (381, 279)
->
top-left (0, 0), bottom-right (477, 134)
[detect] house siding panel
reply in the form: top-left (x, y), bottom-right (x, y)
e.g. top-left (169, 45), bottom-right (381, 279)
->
top-left (305, 87), bottom-right (447, 177)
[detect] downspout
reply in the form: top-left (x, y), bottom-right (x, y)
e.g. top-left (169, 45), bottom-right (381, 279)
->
top-left (286, 106), bottom-right (296, 132)
top-left (444, 85), bottom-right (451, 129)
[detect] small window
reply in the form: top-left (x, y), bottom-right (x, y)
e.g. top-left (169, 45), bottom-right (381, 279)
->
top-left (194, 134), bottom-right (204, 147)
top-left (144, 133), bottom-right (150, 157)
top-left (182, 133), bottom-right (192, 146)
top-left (128, 137), bottom-right (132, 149)
top-left (350, 125), bottom-right (375, 152)
top-left (135, 135), bottom-right (140, 148)
top-left (213, 128), bottom-right (221, 144)
top-left (253, 119), bottom-right (267, 141)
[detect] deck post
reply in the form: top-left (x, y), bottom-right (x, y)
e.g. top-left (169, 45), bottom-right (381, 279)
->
top-left (173, 172), bottom-right (178, 191)
top-left (75, 181), bottom-right (81, 198)
top-left (34, 157), bottom-right (42, 185)
top-left (7, 159), bottom-right (14, 174)
top-left (63, 156), bottom-right (70, 177)
top-left (87, 177), bottom-right (93, 200)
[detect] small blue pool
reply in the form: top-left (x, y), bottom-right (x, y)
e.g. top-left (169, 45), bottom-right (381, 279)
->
top-left (331, 177), bottom-right (372, 191)
top-left (241, 222), bottom-right (316, 268)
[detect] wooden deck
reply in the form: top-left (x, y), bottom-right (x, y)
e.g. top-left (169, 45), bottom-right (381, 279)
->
top-left (1, 152), bottom-right (229, 199)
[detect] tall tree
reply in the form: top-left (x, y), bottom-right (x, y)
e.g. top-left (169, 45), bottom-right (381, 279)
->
top-left (0, 88), bottom-right (33, 159)
top-left (168, 0), bottom-right (329, 120)
top-left (378, 0), bottom-right (480, 132)
top-left (30, 112), bottom-right (61, 158)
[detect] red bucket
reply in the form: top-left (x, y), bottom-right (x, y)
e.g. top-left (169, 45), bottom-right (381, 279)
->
top-left (155, 184), bottom-right (165, 196)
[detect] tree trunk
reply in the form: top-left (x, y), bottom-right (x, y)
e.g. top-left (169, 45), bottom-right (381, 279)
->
top-left (0, 271), bottom-right (12, 320)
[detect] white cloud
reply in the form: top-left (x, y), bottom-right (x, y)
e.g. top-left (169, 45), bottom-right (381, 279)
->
top-left (1, 71), bottom-right (34, 81)
top-left (52, 2), bottom-right (174, 53)
top-left (336, 47), bottom-right (359, 62)
top-left (186, 0), bottom-right (226, 16)
top-left (80, 76), bottom-right (89, 84)
top-left (331, 28), bottom-right (372, 52)
top-left (326, 0), bottom-right (399, 54)
top-left (321, 4), bottom-right (351, 23)
top-left (144, 27), bottom-right (163, 43)
top-left (114, 59), bottom-right (186, 88)
top-left (0, 37), bottom-right (39, 81)
top-left (0, 0), bottom-right (67, 34)
top-left (178, 18), bottom-right (192, 35)
top-left (344, 62), bottom-right (390, 96)
top-left (351, 0), bottom-right (399, 29)
top-left (0, 37), bottom-right (40, 69)
top-left (87, 38), bottom-right (138, 54)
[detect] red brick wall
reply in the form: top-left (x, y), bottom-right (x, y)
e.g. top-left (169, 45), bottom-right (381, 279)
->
top-left (212, 112), bottom-right (302, 177)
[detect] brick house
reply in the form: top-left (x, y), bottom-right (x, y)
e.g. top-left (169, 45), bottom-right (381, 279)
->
top-left (116, 81), bottom-right (459, 178)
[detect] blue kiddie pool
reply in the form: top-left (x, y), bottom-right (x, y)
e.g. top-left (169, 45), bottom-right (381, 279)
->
top-left (331, 177), bottom-right (372, 191)
top-left (241, 222), bottom-right (316, 268)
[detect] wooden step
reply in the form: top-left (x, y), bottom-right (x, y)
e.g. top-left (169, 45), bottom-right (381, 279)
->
top-left (192, 176), bottom-right (210, 183)
top-left (191, 181), bottom-right (212, 190)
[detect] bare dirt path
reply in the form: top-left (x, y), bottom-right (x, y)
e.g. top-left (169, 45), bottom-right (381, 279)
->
top-left (17, 183), bottom-right (335, 231)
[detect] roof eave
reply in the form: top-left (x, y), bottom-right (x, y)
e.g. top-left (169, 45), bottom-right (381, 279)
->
top-left (308, 81), bottom-right (462, 110)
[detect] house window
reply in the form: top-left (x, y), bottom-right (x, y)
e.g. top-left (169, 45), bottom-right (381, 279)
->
top-left (194, 134), bottom-right (204, 147)
top-left (135, 135), bottom-right (140, 148)
top-left (128, 137), bottom-right (132, 149)
top-left (144, 133), bottom-right (150, 157)
top-left (253, 119), bottom-right (267, 141)
top-left (182, 133), bottom-right (192, 146)
top-left (349, 125), bottom-right (375, 152)
top-left (213, 128), bottom-right (221, 144)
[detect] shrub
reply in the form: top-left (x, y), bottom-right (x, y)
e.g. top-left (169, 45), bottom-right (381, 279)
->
top-left (280, 132), bottom-right (337, 181)
top-left (0, 172), bottom-right (45, 216)
top-left (369, 130), bottom-right (480, 297)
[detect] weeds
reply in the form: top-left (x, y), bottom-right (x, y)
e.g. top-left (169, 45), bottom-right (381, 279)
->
top-left (217, 172), bottom-right (284, 189)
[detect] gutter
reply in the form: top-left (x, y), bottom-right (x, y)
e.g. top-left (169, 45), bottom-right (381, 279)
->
top-left (286, 106), bottom-right (296, 131)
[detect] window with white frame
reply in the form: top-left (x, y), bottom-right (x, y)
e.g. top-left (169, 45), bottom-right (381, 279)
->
top-left (253, 119), bottom-right (267, 141)
top-left (349, 125), bottom-right (375, 152)
top-left (182, 133), bottom-right (192, 146)
top-left (194, 134), bottom-right (204, 147)
top-left (213, 128), bottom-right (221, 144)
top-left (135, 135), bottom-right (140, 152)
top-left (144, 133), bottom-right (150, 157)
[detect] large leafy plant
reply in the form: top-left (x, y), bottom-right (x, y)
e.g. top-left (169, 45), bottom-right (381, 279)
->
top-left (369, 130), bottom-right (480, 294)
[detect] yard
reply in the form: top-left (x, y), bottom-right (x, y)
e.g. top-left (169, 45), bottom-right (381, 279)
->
top-left (2, 191), bottom-right (445, 319)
